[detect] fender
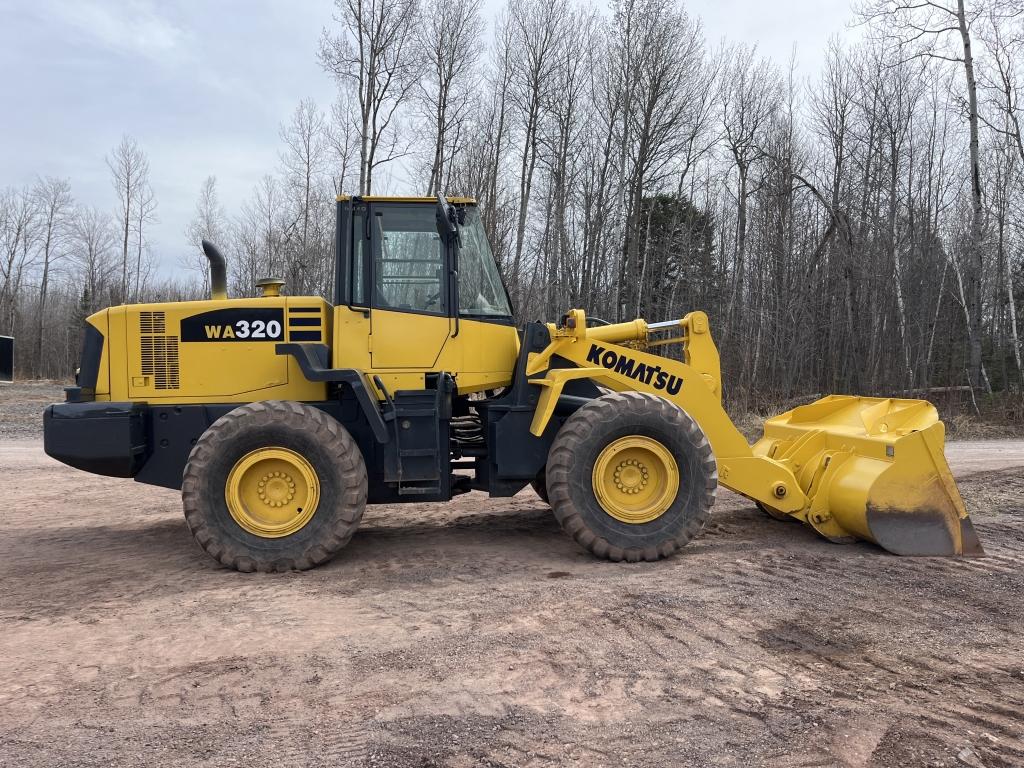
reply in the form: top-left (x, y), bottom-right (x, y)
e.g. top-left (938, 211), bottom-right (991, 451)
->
top-left (275, 342), bottom-right (389, 443)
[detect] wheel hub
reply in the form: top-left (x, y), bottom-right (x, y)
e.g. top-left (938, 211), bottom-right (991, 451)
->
top-left (225, 447), bottom-right (320, 537)
top-left (613, 459), bottom-right (649, 494)
top-left (257, 472), bottom-right (296, 507)
top-left (593, 436), bottom-right (679, 524)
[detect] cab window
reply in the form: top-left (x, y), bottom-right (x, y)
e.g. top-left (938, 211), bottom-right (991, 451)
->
top-left (372, 206), bottom-right (446, 315)
top-left (458, 208), bottom-right (513, 318)
top-left (351, 209), bottom-right (367, 306)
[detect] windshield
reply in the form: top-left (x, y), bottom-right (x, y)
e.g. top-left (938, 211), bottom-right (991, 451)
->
top-left (458, 208), bottom-right (512, 317)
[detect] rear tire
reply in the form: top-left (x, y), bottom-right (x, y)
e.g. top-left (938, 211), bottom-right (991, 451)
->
top-left (547, 392), bottom-right (717, 562)
top-left (182, 400), bottom-right (367, 572)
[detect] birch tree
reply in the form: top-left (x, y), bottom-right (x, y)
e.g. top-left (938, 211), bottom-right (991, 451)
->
top-left (858, 0), bottom-right (989, 391)
top-left (319, 0), bottom-right (420, 194)
top-left (415, 0), bottom-right (484, 194)
top-left (31, 177), bottom-right (73, 376)
top-left (71, 207), bottom-right (115, 315)
top-left (184, 176), bottom-right (228, 294)
top-left (281, 99), bottom-right (330, 294)
top-left (106, 135), bottom-right (155, 304)
top-left (0, 187), bottom-right (36, 335)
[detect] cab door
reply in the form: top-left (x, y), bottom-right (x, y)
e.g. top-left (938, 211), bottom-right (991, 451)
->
top-left (367, 203), bottom-right (453, 369)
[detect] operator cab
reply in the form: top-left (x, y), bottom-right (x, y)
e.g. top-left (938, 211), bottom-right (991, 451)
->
top-left (335, 196), bottom-right (512, 321)
top-left (333, 196), bottom-right (517, 392)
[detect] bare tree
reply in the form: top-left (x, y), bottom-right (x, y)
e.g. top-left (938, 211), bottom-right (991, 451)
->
top-left (979, 8), bottom-right (1024, 165)
top-left (319, 0), bottom-right (420, 194)
top-left (184, 176), bottom-right (228, 294)
top-left (106, 135), bottom-right (155, 304)
top-left (233, 175), bottom-right (295, 296)
top-left (857, 0), bottom-right (989, 391)
top-left (71, 207), bottom-right (116, 314)
top-left (719, 45), bottom-right (781, 337)
top-left (281, 99), bottom-right (330, 293)
top-left (415, 0), bottom-right (484, 194)
top-left (327, 88), bottom-right (361, 194)
top-left (504, 0), bottom-right (567, 305)
top-left (806, 39), bottom-right (861, 385)
top-left (132, 180), bottom-right (157, 302)
top-left (980, 13), bottom-right (1024, 382)
top-left (31, 177), bottom-right (74, 376)
top-left (0, 186), bottom-right (38, 338)
top-left (475, 12), bottom-right (517, 263)
top-left (624, 3), bottom-right (710, 319)
top-left (536, 5), bottom-right (597, 319)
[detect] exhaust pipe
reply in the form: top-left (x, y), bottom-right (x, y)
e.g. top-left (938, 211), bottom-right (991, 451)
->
top-left (201, 240), bottom-right (228, 300)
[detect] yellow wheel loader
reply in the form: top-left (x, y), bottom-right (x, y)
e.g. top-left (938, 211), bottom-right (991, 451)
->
top-left (43, 196), bottom-right (983, 571)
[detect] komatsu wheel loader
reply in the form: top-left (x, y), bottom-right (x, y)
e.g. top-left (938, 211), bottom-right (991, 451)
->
top-left (43, 196), bottom-right (983, 571)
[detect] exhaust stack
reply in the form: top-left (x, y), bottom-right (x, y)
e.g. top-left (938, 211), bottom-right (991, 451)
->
top-left (201, 240), bottom-right (228, 300)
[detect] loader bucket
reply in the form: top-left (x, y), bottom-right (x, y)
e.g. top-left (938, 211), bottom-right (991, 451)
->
top-left (753, 396), bottom-right (983, 556)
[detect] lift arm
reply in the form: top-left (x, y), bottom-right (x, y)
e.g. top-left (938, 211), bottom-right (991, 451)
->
top-left (524, 309), bottom-right (807, 514)
top-left (523, 309), bottom-right (982, 556)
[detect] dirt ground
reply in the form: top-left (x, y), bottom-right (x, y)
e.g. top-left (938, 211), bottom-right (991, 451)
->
top-left (1, 384), bottom-right (1023, 767)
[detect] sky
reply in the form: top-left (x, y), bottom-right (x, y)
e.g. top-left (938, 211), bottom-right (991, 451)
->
top-left (0, 0), bottom-right (858, 277)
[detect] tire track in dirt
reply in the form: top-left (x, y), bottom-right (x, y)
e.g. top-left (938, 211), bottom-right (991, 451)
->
top-left (2, 428), bottom-right (1024, 766)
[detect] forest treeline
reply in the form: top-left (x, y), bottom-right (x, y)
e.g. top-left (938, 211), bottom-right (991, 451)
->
top-left (2, 0), bottom-right (1023, 413)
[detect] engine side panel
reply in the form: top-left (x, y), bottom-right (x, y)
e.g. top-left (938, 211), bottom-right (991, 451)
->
top-left (97, 297), bottom-right (331, 404)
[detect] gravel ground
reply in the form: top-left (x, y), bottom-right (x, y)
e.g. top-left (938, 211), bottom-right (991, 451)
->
top-left (2, 383), bottom-right (1023, 767)
top-left (0, 381), bottom-right (63, 438)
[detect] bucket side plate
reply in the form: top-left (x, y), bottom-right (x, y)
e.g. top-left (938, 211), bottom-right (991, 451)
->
top-left (755, 396), bottom-right (984, 557)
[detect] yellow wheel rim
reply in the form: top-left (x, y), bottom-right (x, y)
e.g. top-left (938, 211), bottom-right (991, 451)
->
top-left (592, 436), bottom-right (679, 524)
top-left (225, 447), bottom-right (320, 538)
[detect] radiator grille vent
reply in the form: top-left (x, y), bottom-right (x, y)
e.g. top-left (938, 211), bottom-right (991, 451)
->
top-left (140, 336), bottom-right (180, 389)
top-left (139, 311), bottom-right (166, 334)
top-left (138, 312), bottom-right (179, 390)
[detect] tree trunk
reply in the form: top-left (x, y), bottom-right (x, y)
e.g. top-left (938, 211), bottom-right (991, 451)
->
top-left (957, 0), bottom-right (985, 393)
top-left (35, 217), bottom-right (54, 378)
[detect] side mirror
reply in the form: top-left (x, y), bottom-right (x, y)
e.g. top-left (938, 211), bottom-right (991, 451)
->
top-left (435, 195), bottom-right (459, 243)
top-left (435, 195), bottom-right (462, 337)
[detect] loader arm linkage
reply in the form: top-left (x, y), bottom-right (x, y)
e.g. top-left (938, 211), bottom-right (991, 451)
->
top-left (526, 309), bottom-right (982, 557)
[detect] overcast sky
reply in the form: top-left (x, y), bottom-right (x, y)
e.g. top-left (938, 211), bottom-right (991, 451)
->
top-left (0, 0), bottom-right (856, 277)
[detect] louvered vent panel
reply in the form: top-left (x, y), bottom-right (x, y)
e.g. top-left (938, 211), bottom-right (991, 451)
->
top-left (139, 311), bottom-right (166, 334)
top-left (138, 311), bottom-right (179, 390)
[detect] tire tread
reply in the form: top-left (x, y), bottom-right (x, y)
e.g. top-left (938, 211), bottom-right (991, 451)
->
top-left (181, 400), bottom-right (367, 572)
top-left (546, 391), bottom-right (717, 562)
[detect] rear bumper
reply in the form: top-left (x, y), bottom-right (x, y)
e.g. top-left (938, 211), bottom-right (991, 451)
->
top-left (43, 401), bottom-right (149, 478)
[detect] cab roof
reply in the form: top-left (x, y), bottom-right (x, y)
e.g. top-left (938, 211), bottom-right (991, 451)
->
top-left (336, 195), bottom-right (477, 205)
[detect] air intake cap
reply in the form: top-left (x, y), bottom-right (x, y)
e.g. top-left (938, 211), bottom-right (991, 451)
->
top-left (256, 277), bottom-right (285, 298)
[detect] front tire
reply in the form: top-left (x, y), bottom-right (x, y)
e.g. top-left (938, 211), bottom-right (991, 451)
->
top-left (531, 468), bottom-right (550, 505)
top-left (546, 392), bottom-right (717, 562)
top-left (182, 400), bottom-right (367, 572)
